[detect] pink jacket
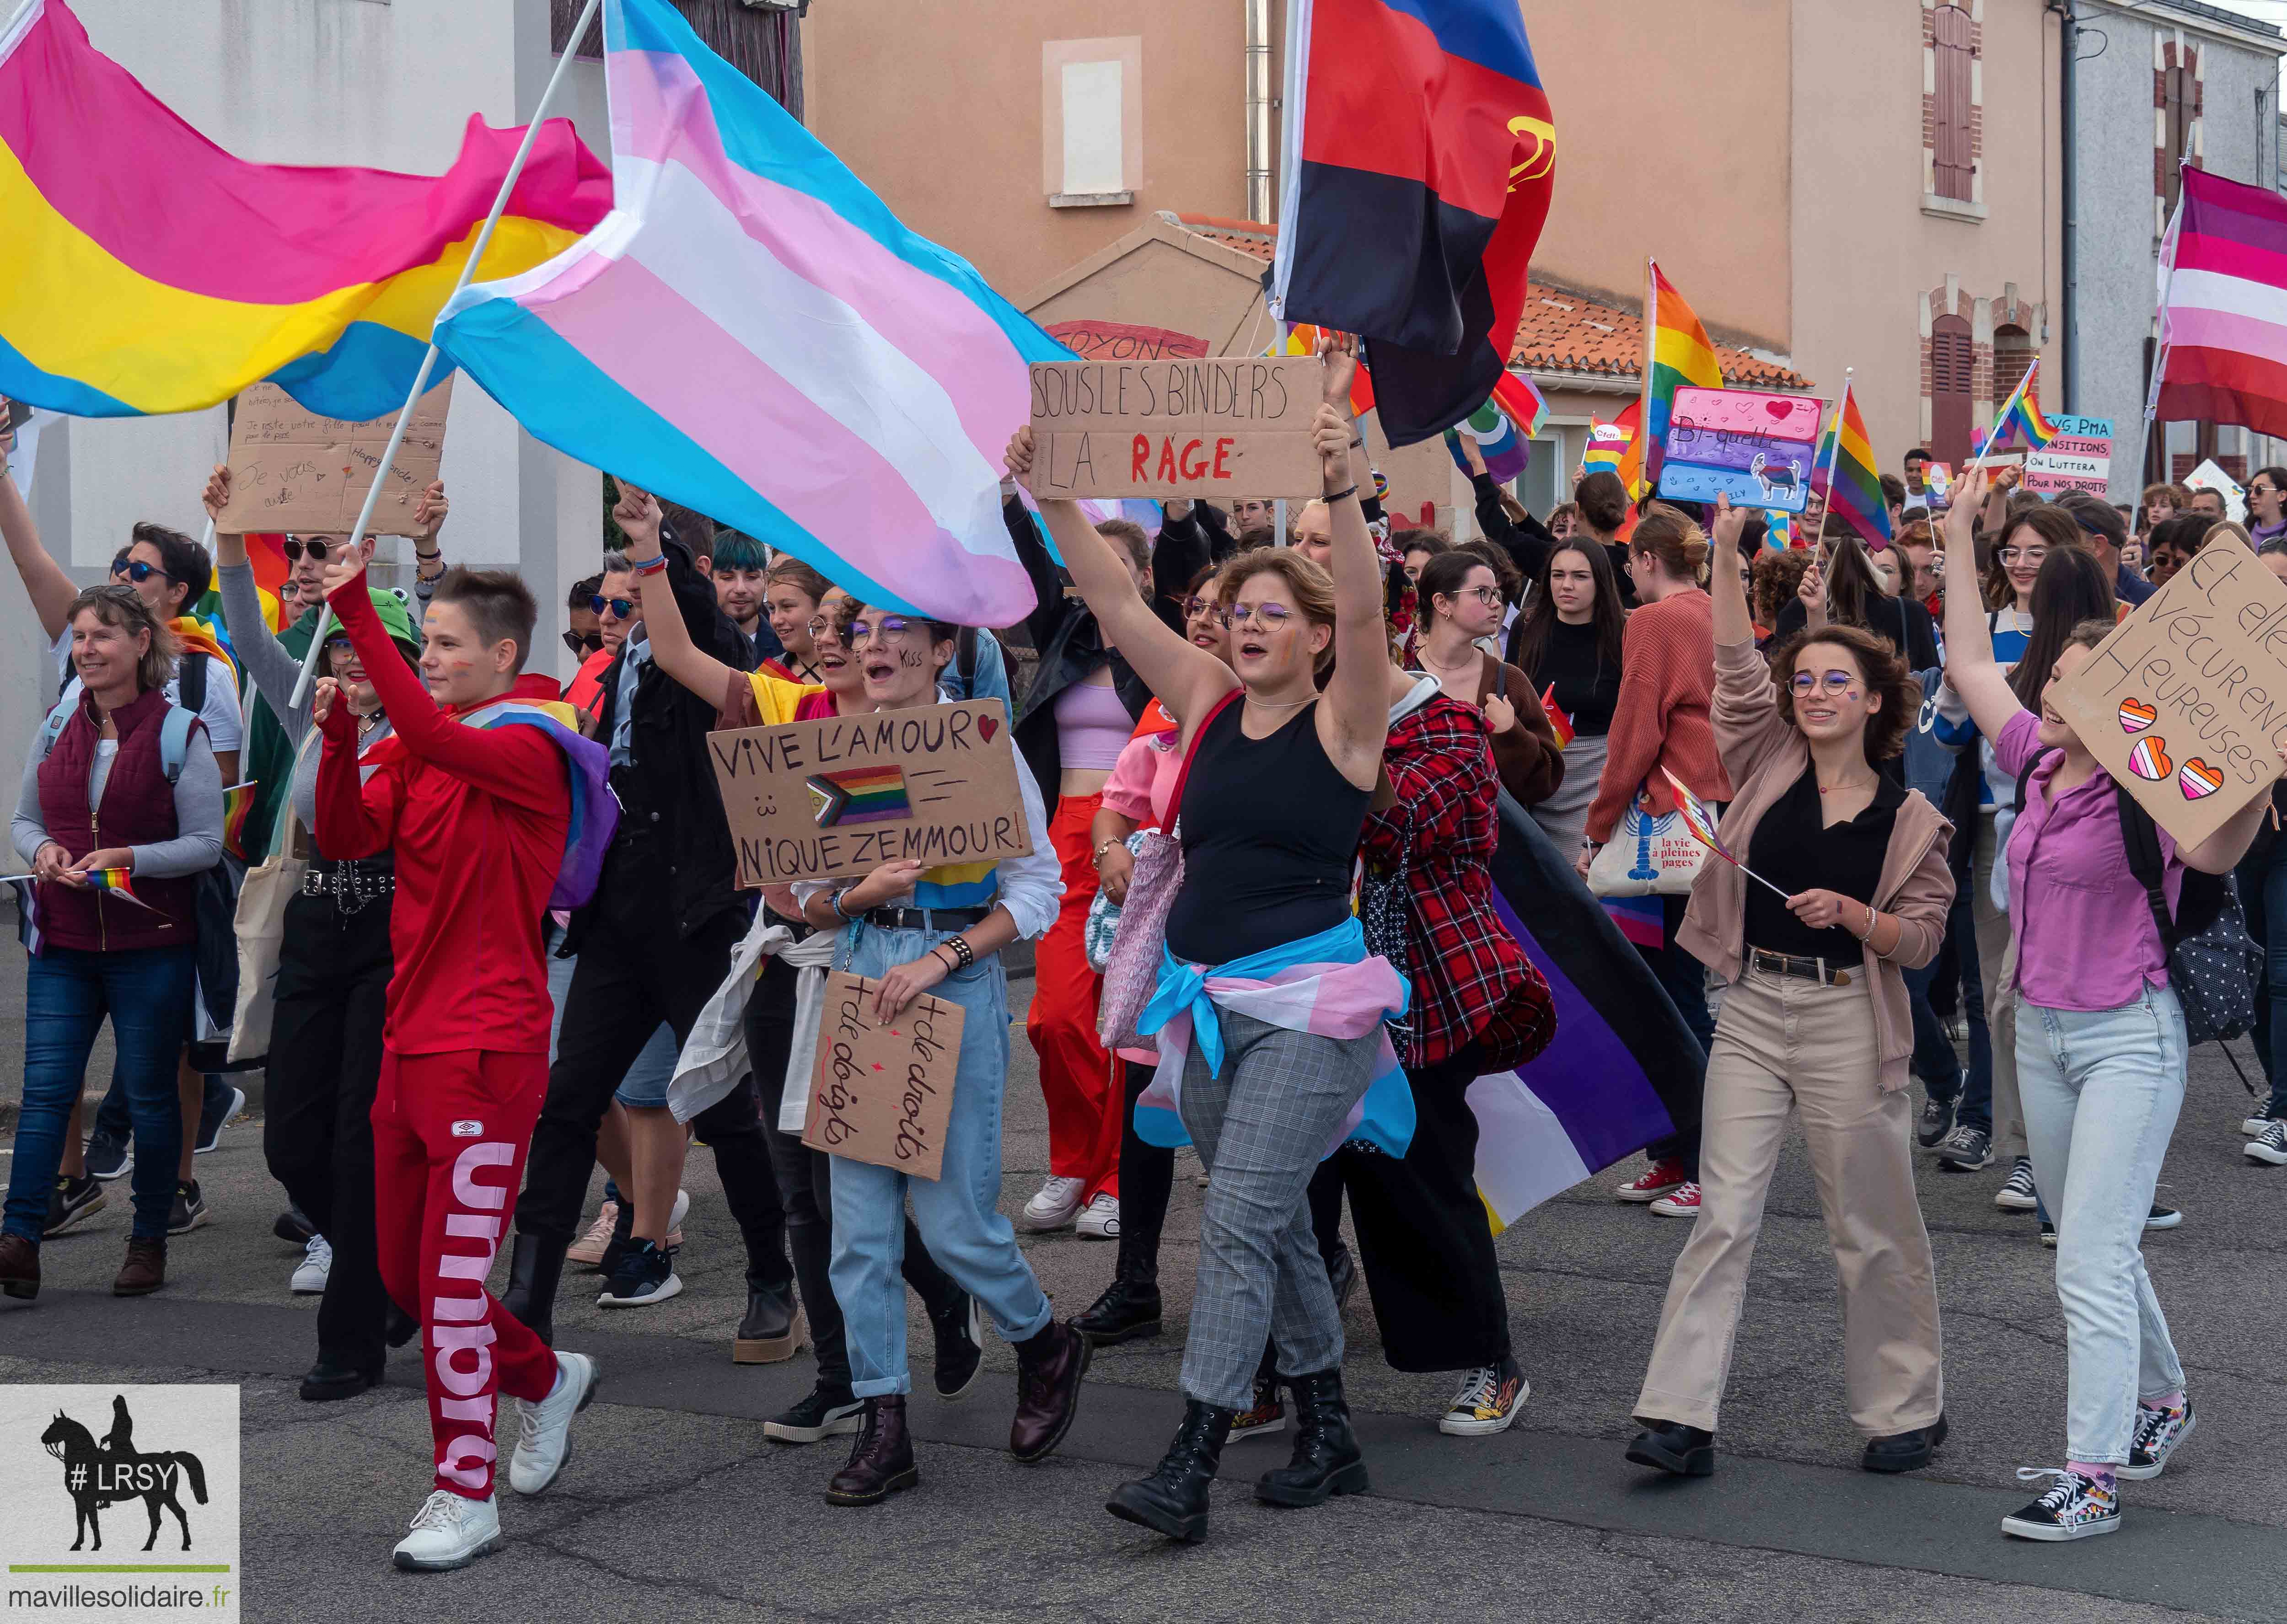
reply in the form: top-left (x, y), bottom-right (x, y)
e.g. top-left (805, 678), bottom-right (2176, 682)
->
top-left (1676, 639), bottom-right (1957, 1094)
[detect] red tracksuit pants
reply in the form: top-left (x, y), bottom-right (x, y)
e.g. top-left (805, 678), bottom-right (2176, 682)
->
top-left (1025, 793), bottom-right (1122, 1200)
top-left (373, 1048), bottom-right (558, 1499)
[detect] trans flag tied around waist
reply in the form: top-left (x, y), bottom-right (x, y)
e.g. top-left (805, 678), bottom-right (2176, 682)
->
top-left (2154, 166), bottom-right (2287, 439)
top-left (433, 0), bottom-right (1068, 627)
top-left (1469, 800), bottom-right (1705, 1231)
top-left (0, 0), bottom-right (611, 420)
top-left (1131, 918), bottom-right (1417, 1159)
top-left (1268, 0), bottom-right (1556, 447)
top-left (363, 694), bottom-right (618, 911)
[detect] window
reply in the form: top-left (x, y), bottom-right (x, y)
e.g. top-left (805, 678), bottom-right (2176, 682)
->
top-left (1042, 39), bottom-right (1142, 207)
top-left (2162, 59), bottom-right (2194, 216)
top-left (1932, 6), bottom-right (1975, 202)
top-left (1931, 315), bottom-right (1974, 466)
top-left (1992, 324), bottom-right (2035, 403)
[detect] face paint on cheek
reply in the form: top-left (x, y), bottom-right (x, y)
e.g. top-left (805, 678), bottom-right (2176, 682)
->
top-left (898, 649), bottom-right (923, 668)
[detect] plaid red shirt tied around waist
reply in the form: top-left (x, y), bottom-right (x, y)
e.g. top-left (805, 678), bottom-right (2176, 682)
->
top-left (1362, 697), bottom-right (1555, 1072)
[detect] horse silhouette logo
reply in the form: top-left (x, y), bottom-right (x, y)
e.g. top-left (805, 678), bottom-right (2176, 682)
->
top-left (39, 1394), bottom-right (208, 1552)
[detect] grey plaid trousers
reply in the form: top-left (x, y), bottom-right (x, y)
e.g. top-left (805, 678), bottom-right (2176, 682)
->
top-left (1175, 1006), bottom-right (1381, 1410)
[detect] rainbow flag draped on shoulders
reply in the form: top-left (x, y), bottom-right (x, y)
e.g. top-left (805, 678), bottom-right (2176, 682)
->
top-left (1817, 381), bottom-right (1892, 546)
top-left (1616, 261), bottom-right (1722, 498)
top-left (0, 0), bottom-right (611, 420)
top-left (451, 694), bottom-right (618, 911)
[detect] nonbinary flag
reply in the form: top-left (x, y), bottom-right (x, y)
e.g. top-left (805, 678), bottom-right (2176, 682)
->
top-left (0, 0), bottom-right (610, 420)
top-left (434, 0), bottom-right (1066, 626)
top-left (2156, 166), bottom-right (2287, 439)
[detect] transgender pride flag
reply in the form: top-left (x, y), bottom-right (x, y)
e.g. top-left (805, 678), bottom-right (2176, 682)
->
top-left (434, 0), bottom-right (1067, 626)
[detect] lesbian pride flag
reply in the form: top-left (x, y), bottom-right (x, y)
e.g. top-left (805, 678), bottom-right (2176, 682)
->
top-left (2156, 166), bottom-right (2287, 439)
top-left (435, 0), bottom-right (1065, 627)
top-left (0, 0), bottom-right (610, 420)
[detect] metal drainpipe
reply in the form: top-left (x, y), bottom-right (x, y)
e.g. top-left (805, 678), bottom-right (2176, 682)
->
top-left (1246, 0), bottom-right (1273, 221)
top-left (2057, 0), bottom-right (2078, 410)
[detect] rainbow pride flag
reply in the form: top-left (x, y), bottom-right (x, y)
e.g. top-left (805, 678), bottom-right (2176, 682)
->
top-left (0, 0), bottom-right (612, 420)
top-left (1581, 400), bottom-right (1639, 478)
top-left (221, 782), bottom-right (258, 863)
top-left (81, 866), bottom-right (161, 913)
top-left (1977, 364), bottom-right (2056, 456)
top-left (1818, 381), bottom-right (1892, 546)
top-left (1266, 322), bottom-right (1377, 418)
top-left (1616, 261), bottom-right (1723, 497)
top-left (1492, 370), bottom-right (1550, 440)
top-left (806, 765), bottom-right (911, 827)
top-left (454, 697), bottom-right (618, 910)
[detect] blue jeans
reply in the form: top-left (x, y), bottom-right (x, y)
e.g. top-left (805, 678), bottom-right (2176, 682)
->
top-left (6, 945), bottom-right (197, 1242)
top-left (827, 922), bottom-right (1052, 1398)
top-left (2233, 840), bottom-right (2287, 1117)
top-left (2016, 984), bottom-right (2188, 1465)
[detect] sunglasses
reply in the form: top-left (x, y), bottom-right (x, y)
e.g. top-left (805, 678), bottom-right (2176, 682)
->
top-left (1789, 669), bottom-right (1860, 698)
top-left (109, 554), bottom-right (174, 585)
top-left (562, 628), bottom-right (603, 658)
top-left (805, 615), bottom-right (853, 647)
top-left (1221, 602), bottom-right (1296, 629)
top-left (848, 614), bottom-right (924, 643)
top-left (281, 537), bottom-right (344, 563)
top-left (591, 595), bottom-right (636, 620)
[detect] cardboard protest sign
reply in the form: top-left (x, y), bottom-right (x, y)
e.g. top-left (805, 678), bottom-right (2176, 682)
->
top-left (802, 972), bottom-right (963, 1179)
top-left (1655, 386), bottom-right (1825, 514)
top-left (709, 700), bottom-right (1032, 884)
top-left (2183, 458), bottom-right (2247, 522)
top-left (1043, 319), bottom-right (1209, 361)
top-left (2024, 414), bottom-right (2114, 496)
top-left (2050, 541), bottom-right (2287, 848)
top-left (1027, 357), bottom-right (1321, 499)
top-left (215, 377), bottom-right (453, 535)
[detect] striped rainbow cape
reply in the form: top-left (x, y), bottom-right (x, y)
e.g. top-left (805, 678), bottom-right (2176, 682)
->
top-left (433, 0), bottom-right (1069, 627)
top-left (452, 696), bottom-right (618, 911)
top-left (0, 0), bottom-right (612, 419)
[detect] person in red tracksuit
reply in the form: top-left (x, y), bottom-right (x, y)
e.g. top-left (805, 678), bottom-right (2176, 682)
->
top-left (312, 552), bottom-right (605, 1573)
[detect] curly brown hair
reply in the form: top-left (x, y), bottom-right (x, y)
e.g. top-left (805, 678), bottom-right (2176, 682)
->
top-left (1762, 622), bottom-right (1920, 762)
top-left (1751, 549), bottom-right (1811, 629)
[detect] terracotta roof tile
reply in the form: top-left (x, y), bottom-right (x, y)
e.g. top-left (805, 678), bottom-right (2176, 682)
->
top-left (1163, 212), bottom-right (1812, 392)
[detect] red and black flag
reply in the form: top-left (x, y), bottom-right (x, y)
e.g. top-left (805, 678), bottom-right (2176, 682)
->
top-left (1270, 0), bottom-right (1555, 447)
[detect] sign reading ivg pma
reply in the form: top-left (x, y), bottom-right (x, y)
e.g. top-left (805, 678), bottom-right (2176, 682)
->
top-left (2025, 413), bottom-right (2115, 496)
top-left (1, 1385), bottom-right (240, 1624)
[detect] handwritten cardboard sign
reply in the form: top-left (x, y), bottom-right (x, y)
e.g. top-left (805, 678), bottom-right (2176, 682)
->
top-left (2024, 415), bottom-right (2114, 497)
top-left (1043, 319), bottom-right (1210, 361)
top-left (2050, 541), bottom-right (2287, 847)
top-left (215, 377), bottom-right (453, 535)
top-left (1027, 356), bottom-right (1321, 498)
top-left (801, 972), bottom-right (963, 1179)
top-left (709, 700), bottom-right (1032, 884)
top-left (1656, 386), bottom-right (1826, 514)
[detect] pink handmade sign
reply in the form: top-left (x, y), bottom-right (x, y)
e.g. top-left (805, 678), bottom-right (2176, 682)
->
top-left (1656, 386), bottom-right (1827, 514)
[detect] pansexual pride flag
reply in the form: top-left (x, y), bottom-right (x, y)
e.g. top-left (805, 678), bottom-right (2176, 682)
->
top-left (0, 0), bottom-right (611, 420)
top-left (1818, 381), bottom-right (1893, 546)
top-left (1616, 262), bottom-right (1722, 498)
top-left (2157, 167), bottom-right (2287, 439)
top-left (435, 0), bottom-right (1064, 627)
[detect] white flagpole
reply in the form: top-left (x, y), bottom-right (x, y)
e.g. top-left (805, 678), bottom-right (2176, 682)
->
top-left (2139, 190), bottom-right (2187, 490)
top-left (1813, 369), bottom-right (1852, 531)
top-left (288, 0), bottom-right (603, 707)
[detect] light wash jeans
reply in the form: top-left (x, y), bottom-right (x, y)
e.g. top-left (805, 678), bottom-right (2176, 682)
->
top-left (828, 922), bottom-right (1053, 1398)
top-left (2015, 983), bottom-right (2188, 1465)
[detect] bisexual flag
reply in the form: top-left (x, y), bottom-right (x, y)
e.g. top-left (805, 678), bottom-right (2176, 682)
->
top-left (1270, 0), bottom-right (1556, 447)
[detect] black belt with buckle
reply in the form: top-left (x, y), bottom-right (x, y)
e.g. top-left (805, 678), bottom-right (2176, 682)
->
top-left (861, 904), bottom-right (992, 932)
top-left (301, 858), bottom-right (396, 913)
top-left (1749, 947), bottom-right (1853, 987)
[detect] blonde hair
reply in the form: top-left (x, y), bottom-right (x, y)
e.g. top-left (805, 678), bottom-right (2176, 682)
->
top-left (66, 584), bottom-right (180, 693)
top-left (1217, 548), bottom-right (1338, 674)
top-left (1629, 502), bottom-right (1712, 585)
top-left (2203, 520), bottom-right (2255, 553)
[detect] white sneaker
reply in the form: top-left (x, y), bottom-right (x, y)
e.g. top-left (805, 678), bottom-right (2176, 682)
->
top-left (508, 1351), bottom-right (599, 1496)
top-left (1074, 1193), bottom-right (1120, 1239)
top-left (390, 1489), bottom-right (501, 1571)
top-left (290, 1233), bottom-right (333, 1295)
top-left (1019, 1175), bottom-right (1086, 1233)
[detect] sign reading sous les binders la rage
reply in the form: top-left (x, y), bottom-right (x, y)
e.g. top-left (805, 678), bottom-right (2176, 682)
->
top-left (1026, 355), bottom-right (1324, 499)
top-left (708, 699), bottom-right (1033, 885)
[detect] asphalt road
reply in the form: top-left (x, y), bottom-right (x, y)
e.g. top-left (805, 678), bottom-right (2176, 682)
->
top-left (2, 970), bottom-right (2283, 1623)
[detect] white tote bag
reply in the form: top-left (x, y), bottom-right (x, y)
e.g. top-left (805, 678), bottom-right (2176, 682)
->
top-left (1585, 789), bottom-right (1709, 898)
top-left (226, 806), bottom-right (306, 1064)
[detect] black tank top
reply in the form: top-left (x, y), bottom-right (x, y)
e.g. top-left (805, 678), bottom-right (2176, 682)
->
top-left (1163, 699), bottom-right (1371, 964)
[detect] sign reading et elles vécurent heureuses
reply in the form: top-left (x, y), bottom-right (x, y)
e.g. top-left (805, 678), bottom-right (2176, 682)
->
top-left (2051, 540), bottom-right (2287, 848)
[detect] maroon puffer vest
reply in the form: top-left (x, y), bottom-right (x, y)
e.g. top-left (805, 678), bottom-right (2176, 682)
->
top-left (35, 687), bottom-right (199, 952)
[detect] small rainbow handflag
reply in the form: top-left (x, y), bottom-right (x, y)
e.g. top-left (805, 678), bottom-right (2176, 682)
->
top-left (1661, 767), bottom-right (1790, 900)
top-left (807, 765), bottom-right (911, 828)
top-left (1581, 399), bottom-right (1639, 478)
top-left (1816, 380), bottom-right (1892, 547)
top-left (1541, 684), bottom-right (1575, 748)
top-left (1265, 322), bottom-right (1377, 418)
top-left (1976, 363), bottom-right (2057, 456)
top-left (221, 780), bottom-right (258, 862)
top-left (1616, 261), bottom-right (1723, 498)
top-left (82, 866), bottom-right (164, 913)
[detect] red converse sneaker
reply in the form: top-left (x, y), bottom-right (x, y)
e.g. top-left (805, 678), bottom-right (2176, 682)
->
top-left (1649, 1181), bottom-right (1702, 1218)
top-left (1615, 1158), bottom-right (1688, 1203)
